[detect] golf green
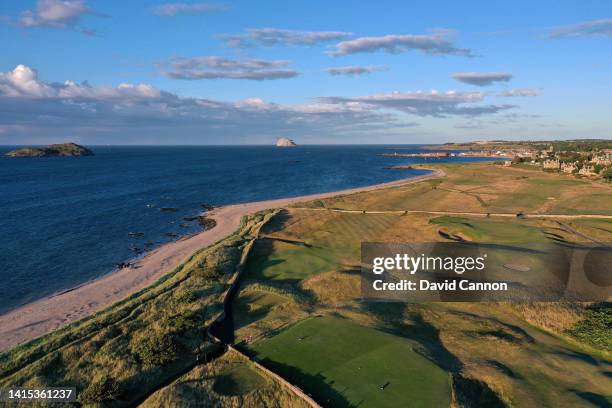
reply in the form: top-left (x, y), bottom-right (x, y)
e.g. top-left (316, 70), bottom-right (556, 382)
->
top-left (249, 316), bottom-right (451, 408)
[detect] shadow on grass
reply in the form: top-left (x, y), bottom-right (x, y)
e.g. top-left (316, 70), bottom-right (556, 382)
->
top-left (360, 303), bottom-right (510, 406)
top-left (260, 209), bottom-right (293, 235)
top-left (361, 302), bottom-right (462, 372)
top-left (485, 360), bottom-right (522, 379)
top-left (453, 374), bottom-right (507, 408)
top-left (570, 389), bottom-right (612, 408)
top-left (448, 310), bottom-right (535, 344)
top-left (233, 301), bottom-right (276, 331)
top-left (550, 350), bottom-right (601, 367)
top-left (255, 358), bottom-right (354, 407)
top-left (463, 329), bottom-right (524, 344)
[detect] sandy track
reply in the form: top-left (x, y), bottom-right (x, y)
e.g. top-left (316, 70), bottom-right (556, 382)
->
top-left (0, 169), bottom-right (444, 352)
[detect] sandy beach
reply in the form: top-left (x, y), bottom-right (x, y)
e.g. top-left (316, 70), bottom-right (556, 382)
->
top-left (0, 169), bottom-right (444, 352)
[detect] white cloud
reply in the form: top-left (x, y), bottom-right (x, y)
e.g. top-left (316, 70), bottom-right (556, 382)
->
top-left (325, 65), bottom-right (388, 76)
top-left (0, 64), bottom-right (394, 141)
top-left (153, 3), bottom-right (226, 16)
top-left (0, 65), bottom-right (519, 143)
top-left (550, 19), bottom-right (612, 38)
top-left (162, 56), bottom-right (299, 80)
top-left (222, 28), bottom-right (352, 48)
top-left (0, 65), bottom-right (55, 97)
top-left (331, 30), bottom-right (473, 57)
top-left (0, 65), bottom-right (161, 100)
top-left (16, 0), bottom-right (97, 35)
top-left (499, 88), bottom-right (542, 97)
top-left (318, 90), bottom-right (515, 117)
top-left (452, 72), bottom-right (512, 86)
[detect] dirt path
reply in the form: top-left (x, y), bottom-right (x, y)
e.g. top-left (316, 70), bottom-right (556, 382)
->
top-left (0, 169), bottom-right (444, 352)
top-left (293, 207), bottom-right (612, 220)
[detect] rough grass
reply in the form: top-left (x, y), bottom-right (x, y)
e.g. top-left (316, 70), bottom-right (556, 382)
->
top-left (233, 287), bottom-right (309, 345)
top-left (509, 302), bottom-right (585, 333)
top-left (423, 303), bottom-right (612, 408)
top-left (248, 316), bottom-right (452, 408)
top-left (140, 349), bottom-right (310, 408)
top-left (569, 303), bottom-right (612, 351)
top-left (212, 362), bottom-right (267, 396)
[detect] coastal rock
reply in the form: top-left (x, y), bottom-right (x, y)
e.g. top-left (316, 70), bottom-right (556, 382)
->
top-left (5, 143), bottom-right (94, 157)
top-left (198, 216), bottom-right (217, 230)
top-left (275, 137), bottom-right (297, 147)
top-left (160, 207), bottom-right (179, 212)
top-left (384, 165), bottom-right (414, 170)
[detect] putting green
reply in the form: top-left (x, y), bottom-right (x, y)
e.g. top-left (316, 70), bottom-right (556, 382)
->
top-left (249, 316), bottom-right (451, 408)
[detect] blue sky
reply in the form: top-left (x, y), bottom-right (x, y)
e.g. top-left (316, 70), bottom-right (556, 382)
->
top-left (0, 0), bottom-right (611, 145)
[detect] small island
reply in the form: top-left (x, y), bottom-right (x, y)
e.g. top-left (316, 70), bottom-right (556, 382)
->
top-left (5, 143), bottom-right (94, 157)
top-left (275, 137), bottom-right (297, 147)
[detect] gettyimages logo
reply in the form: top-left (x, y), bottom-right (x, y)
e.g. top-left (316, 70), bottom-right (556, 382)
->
top-left (372, 253), bottom-right (488, 275)
top-left (361, 242), bottom-right (612, 302)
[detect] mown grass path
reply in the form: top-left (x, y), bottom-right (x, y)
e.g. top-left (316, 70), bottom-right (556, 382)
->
top-left (292, 206), bottom-right (612, 220)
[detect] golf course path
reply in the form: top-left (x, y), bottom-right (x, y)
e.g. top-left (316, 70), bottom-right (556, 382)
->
top-left (0, 168), bottom-right (444, 352)
top-left (293, 207), bottom-right (612, 220)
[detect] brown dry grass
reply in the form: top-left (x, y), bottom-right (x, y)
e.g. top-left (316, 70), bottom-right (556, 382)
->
top-left (300, 270), bottom-right (361, 304)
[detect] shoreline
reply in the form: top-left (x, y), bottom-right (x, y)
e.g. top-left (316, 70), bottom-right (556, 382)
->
top-left (0, 168), bottom-right (444, 352)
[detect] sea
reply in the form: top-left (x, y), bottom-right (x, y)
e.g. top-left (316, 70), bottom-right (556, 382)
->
top-left (0, 145), bottom-right (493, 314)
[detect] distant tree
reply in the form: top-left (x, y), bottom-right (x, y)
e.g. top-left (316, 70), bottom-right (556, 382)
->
top-left (603, 168), bottom-right (612, 182)
top-left (558, 152), bottom-right (582, 163)
top-left (552, 140), bottom-right (612, 152)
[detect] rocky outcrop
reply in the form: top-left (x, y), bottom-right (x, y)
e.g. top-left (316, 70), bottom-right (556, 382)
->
top-left (5, 143), bottom-right (94, 157)
top-left (275, 137), bottom-right (297, 147)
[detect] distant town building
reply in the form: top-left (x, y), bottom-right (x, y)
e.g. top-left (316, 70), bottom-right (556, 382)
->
top-left (579, 165), bottom-right (596, 176)
top-left (591, 155), bottom-right (612, 166)
top-left (543, 159), bottom-right (560, 169)
top-left (561, 162), bottom-right (577, 173)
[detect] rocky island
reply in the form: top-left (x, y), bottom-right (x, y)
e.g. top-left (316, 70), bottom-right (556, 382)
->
top-left (275, 137), bottom-right (297, 147)
top-left (5, 143), bottom-right (94, 157)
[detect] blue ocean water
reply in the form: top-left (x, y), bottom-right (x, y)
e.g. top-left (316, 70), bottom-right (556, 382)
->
top-left (0, 145), bottom-right (491, 313)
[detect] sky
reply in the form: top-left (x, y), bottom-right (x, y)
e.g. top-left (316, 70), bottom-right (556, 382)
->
top-left (0, 0), bottom-right (611, 145)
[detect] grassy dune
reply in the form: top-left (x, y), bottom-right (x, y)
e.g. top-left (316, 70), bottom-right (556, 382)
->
top-left (139, 348), bottom-right (310, 408)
